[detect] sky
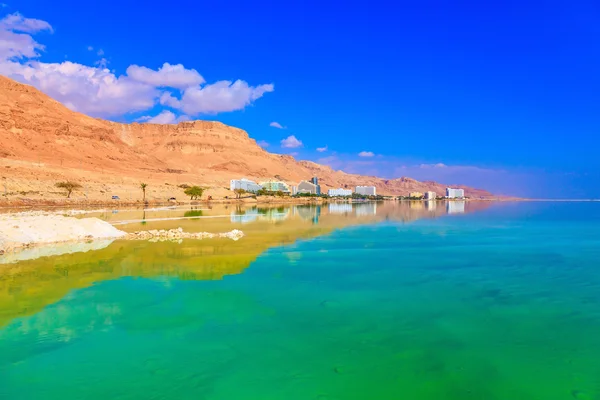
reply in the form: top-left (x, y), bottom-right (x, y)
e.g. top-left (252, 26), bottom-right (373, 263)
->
top-left (1, 0), bottom-right (599, 198)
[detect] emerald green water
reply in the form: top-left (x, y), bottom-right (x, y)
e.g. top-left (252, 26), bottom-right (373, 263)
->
top-left (1, 202), bottom-right (600, 399)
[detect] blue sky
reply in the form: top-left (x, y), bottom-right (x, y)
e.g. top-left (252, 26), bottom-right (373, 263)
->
top-left (2, 1), bottom-right (600, 198)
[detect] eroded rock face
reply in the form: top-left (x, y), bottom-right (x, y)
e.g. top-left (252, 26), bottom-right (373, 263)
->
top-left (0, 75), bottom-right (497, 199)
top-left (125, 228), bottom-right (244, 241)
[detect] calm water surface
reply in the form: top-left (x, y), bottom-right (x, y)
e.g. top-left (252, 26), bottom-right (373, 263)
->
top-left (1, 201), bottom-right (600, 399)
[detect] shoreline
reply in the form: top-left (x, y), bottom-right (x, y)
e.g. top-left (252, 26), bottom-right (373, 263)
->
top-left (1, 197), bottom-right (598, 212)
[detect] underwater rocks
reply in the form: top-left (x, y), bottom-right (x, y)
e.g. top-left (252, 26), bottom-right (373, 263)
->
top-left (125, 228), bottom-right (244, 242)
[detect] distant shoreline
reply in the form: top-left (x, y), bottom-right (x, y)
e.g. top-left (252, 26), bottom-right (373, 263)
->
top-left (0, 197), bottom-right (598, 212)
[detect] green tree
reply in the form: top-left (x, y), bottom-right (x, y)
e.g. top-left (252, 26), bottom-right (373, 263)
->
top-left (184, 186), bottom-right (204, 200)
top-left (233, 188), bottom-right (246, 199)
top-left (140, 183), bottom-right (148, 201)
top-left (55, 181), bottom-right (82, 198)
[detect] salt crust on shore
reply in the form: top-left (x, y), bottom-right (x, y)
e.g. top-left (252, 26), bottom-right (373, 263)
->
top-left (0, 215), bottom-right (126, 253)
top-left (0, 215), bottom-right (245, 261)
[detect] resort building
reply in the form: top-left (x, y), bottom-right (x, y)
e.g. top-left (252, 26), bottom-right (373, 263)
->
top-left (355, 185), bottom-right (377, 196)
top-left (424, 191), bottom-right (437, 200)
top-left (297, 180), bottom-right (319, 195)
top-left (328, 188), bottom-right (352, 197)
top-left (409, 192), bottom-right (424, 199)
top-left (310, 177), bottom-right (321, 195)
top-left (260, 180), bottom-right (291, 193)
top-left (230, 178), bottom-right (262, 193)
top-left (446, 188), bottom-right (465, 199)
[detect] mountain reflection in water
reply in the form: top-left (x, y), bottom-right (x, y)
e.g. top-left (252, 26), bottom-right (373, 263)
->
top-left (0, 201), bottom-right (489, 328)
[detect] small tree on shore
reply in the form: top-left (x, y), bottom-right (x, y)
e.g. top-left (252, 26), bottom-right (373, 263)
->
top-left (184, 186), bottom-right (204, 200)
top-left (233, 188), bottom-right (246, 199)
top-left (55, 181), bottom-right (81, 198)
top-left (140, 183), bottom-right (148, 201)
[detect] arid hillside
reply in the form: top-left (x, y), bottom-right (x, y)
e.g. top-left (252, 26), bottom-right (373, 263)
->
top-left (0, 75), bottom-right (496, 203)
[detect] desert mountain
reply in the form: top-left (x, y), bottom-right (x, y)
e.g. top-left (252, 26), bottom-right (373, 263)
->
top-left (0, 75), bottom-right (495, 201)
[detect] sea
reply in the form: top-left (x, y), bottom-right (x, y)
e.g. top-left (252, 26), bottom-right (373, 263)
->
top-left (0, 201), bottom-right (599, 399)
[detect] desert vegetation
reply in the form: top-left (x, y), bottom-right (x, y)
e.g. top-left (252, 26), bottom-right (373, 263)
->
top-left (184, 186), bottom-right (204, 200)
top-left (55, 181), bottom-right (82, 198)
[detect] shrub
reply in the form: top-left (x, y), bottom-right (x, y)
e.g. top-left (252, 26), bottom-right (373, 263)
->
top-left (55, 181), bottom-right (82, 198)
top-left (184, 186), bottom-right (204, 200)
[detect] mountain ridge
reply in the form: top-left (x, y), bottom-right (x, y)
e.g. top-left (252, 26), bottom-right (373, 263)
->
top-left (0, 75), bottom-right (497, 200)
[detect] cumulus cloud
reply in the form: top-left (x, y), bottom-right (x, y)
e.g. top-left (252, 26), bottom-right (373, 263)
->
top-left (270, 121), bottom-right (284, 129)
top-left (316, 145), bottom-right (328, 152)
top-left (0, 12), bottom-right (274, 119)
top-left (0, 12), bottom-right (52, 60)
top-left (137, 110), bottom-right (189, 124)
top-left (280, 135), bottom-right (303, 148)
top-left (257, 140), bottom-right (269, 148)
top-left (2, 60), bottom-right (159, 116)
top-left (126, 62), bottom-right (205, 89)
top-left (358, 151), bottom-right (375, 157)
top-left (171, 80), bottom-right (274, 114)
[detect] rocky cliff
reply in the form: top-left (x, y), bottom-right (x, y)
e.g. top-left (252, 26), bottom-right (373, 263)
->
top-left (0, 75), bottom-right (495, 201)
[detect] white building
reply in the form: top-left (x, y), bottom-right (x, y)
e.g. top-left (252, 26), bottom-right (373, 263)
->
top-left (446, 188), bottom-right (465, 199)
top-left (230, 178), bottom-right (262, 193)
top-left (424, 191), bottom-right (437, 200)
top-left (355, 186), bottom-right (377, 196)
top-left (328, 188), bottom-right (352, 197)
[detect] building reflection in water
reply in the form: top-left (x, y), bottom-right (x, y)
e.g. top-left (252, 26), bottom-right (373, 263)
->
top-left (447, 201), bottom-right (466, 214)
top-left (328, 203), bottom-right (353, 215)
top-left (355, 202), bottom-right (377, 217)
top-left (426, 200), bottom-right (436, 211)
top-left (294, 205), bottom-right (321, 224)
top-left (231, 206), bottom-right (291, 223)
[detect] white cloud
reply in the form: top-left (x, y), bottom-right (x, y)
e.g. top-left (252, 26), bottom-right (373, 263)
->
top-left (2, 60), bottom-right (159, 116)
top-left (0, 12), bottom-right (53, 33)
top-left (158, 91), bottom-right (181, 108)
top-left (358, 151), bottom-right (375, 157)
top-left (419, 163), bottom-right (447, 169)
top-left (316, 145), bottom-right (328, 152)
top-left (172, 80), bottom-right (274, 114)
top-left (0, 13), bottom-right (52, 60)
top-left (280, 135), bottom-right (303, 148)
top-left (0, 12), bottom-right (274, 119)
top-left (257, 140), bottom-right (269, 148)
top-left (97, 49), bottom-right (104, 56)
top-left (94, 57), bottom-right (109, 68)
top-left (126, 62), bottom-right (205, 89)
top-left (270, 121), bottom-right (284, 129)
top-left (137, 110), bottom-right (189, 124)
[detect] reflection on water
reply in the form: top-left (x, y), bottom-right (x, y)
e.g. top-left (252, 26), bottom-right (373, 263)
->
top-left (0, 201), bottom-right (489, 329)
top-left (1, 202), bottom-right (600, 400)
top-left (447, 200), bottom-right (466, 214)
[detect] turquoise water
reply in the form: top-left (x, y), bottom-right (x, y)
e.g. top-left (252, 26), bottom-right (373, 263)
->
top-left (1, 202), bottom-right (600, 399)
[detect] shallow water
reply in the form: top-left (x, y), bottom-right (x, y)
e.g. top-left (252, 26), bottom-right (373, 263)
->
top-left (1, 201), bottom-right (600, 399)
